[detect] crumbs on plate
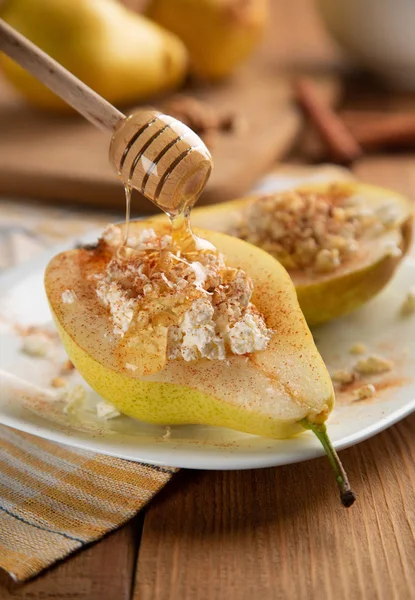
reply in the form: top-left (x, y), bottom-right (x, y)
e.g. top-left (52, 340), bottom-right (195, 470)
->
top-left (401, 287), bottom-right (415, 316)
top-left (355, 383), bottom-right (376, 401)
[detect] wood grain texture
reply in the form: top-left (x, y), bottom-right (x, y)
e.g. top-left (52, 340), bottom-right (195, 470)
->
top-left (134, 415), bottom-right (415, 600)
top-left (0, 0), bottom-right (341, 211)
top-left (0, 519), bottom-right (141, 600)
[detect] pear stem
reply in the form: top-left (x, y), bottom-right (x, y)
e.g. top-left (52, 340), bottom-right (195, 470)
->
top-left (301, 419), bottom-right (356, 507)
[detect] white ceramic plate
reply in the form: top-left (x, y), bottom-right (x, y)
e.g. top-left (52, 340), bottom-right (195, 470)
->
top-left (0, 235), bottom-right (414, 470)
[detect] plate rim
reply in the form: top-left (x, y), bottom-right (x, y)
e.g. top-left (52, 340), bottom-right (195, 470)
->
top-left (0, 398), bottom-right (414, 470)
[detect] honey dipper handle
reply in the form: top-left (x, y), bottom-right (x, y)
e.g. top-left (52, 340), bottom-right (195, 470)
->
top-left (0, 18), bottom-right (125, 132)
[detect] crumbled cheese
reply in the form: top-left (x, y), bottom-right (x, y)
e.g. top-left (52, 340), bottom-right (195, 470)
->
top-left (102, 225), bottom-right (172, 252)
top-left (96, 280), bottom-right (137, 337)
top-left (102, 224), bottom-right (122, 246)
top-left (354, 355), bottom-right (393, 375)
top-left (96, 400), bottom-right (121, 420)
top-left (356, 383), bottom-right (376, 400)
top-left (349, 343), bottom-right (366, 355)
top-left (96, 228), bottom-right (273, 360)
top-left (167, 298), bottom-right (272, 361)
top-left (401, 287), bottom-right (415, 316)
top-left (61, 289), bottom-right (76, 304)
top-left (227, 310), bottom-right (271, 355)
top-left (331, 369), bottom-right (356, 385)
top-left (190, 261), bottom-right (208, 288)
top-left (169, 298), bottom-right (226, 361)
top-left (133, 229), bottom-right (172, 250)
top-left (63, 385), bottom-right (86, 415)
top-left (21, 333), bottom-right (52, 357)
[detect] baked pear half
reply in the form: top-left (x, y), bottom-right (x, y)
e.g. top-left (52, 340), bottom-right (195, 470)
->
top-left (45, 222), bottom-right (354, 505)
top-left (186, 182), bottom-right (413, 326)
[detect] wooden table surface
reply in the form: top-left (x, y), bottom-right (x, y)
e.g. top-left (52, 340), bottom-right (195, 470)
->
top-left (1, 1), bottom-right (415, 599)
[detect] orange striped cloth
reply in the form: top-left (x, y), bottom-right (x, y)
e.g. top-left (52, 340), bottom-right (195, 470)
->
top-left (0, 424), bottom-right (176, 582)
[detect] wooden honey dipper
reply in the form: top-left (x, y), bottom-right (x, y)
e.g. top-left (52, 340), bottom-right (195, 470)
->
top-left (0, 19), bottom-right (213, 215)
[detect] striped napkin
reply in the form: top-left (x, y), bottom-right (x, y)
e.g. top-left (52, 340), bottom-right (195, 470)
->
top-left (0, 425), bottom-right (176, 582)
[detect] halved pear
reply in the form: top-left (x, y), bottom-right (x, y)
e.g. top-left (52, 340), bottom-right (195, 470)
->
top-left (176, 182), bottom-right (413, 326)
top-left (45, 224), bottom-right (355, 505)
top-left (46, 224), bottom-right (334, 436)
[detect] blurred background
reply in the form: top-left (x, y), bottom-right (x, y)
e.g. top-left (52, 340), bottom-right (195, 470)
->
top-left (1, 0), bottom-right (415, 223)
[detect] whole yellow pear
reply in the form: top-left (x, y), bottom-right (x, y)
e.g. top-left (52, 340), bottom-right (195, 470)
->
top-left (147, 0), bottom-right (268, 80)
top-left (0, 0), bottom-right (188, 111)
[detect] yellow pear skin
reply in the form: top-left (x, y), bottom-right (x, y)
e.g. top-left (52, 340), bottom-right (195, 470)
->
top-left (183, 182), bottom-right (414, 326)
top-left (0, 0), bottom-right (188, 111)
top-left (45, 227), bottom-right (334, 440)
top-left (146, 0), bottom-right (268, 80)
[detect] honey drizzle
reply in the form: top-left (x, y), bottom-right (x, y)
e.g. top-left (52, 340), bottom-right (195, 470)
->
top-left (123, 182), bottom-right (132, 247)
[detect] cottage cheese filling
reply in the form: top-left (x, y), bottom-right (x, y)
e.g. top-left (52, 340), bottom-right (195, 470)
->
top-left (94, 226), bottom-right (273, 362)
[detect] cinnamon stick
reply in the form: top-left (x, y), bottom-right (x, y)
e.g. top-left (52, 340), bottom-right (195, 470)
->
top-left (341, 110), bottom-right (415, 151)
top-left (294, 77), bottom-right (362, 164)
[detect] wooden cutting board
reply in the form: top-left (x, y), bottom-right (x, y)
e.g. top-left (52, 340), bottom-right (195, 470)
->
top-left (0, 2), bottom-right (340, 211)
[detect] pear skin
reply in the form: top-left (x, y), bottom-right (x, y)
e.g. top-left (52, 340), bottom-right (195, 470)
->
top-left (182, 182), bottom-right (414, 326)
top-left (146, 0), bottom-right (268, 80)
top-left (0, 0), bottom-right (188, 111)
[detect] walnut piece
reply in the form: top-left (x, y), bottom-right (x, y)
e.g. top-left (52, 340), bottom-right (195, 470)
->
top-left (232, 188), bottom-right (400, 273)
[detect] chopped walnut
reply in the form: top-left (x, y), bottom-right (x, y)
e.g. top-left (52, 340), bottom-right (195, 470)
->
top-left (354, 355), bottom-right (393, 375)
top-left (51, 377), bottom-right (67, 389)
top-left (355, 384), bottom-right (376, 401)
top-left (60, 359), bottom-right (75, 375)
top-left (349, 343), bottom-right (366, 355)
top-left (331, 369), bottom-right (356, 385)
top-left (63, 385), bottom-right (86, 415)
top-left (401, 287), bottom-right (415, 316)
top-left (231, 188), bottom-right (402, 274)
top-left (21, 333), bottom-right (53, 357)
top-left (314, 248), bottom-right (341, 273)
